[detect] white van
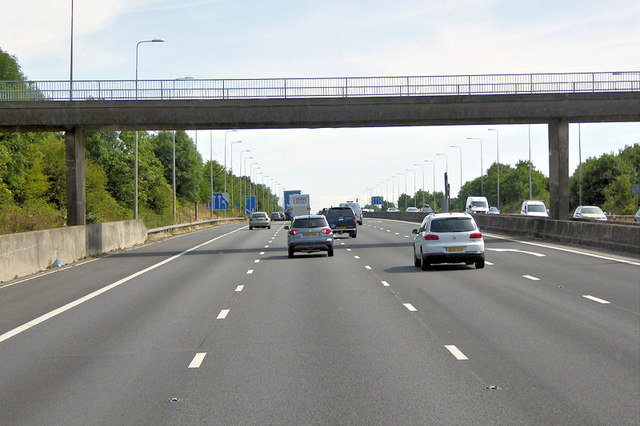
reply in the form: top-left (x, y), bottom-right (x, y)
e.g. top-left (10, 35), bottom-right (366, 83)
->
top-left (465, 196), bottom-right (489, 214)
top-left (341, 201), bottom-right (363, 225)
top-left (520, 200), bottom-right (548, 217)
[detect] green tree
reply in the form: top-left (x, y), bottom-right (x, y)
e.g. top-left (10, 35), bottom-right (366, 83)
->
top-left (152, 131), bottom-right (202, 203)
top-left (0, 47), bottom-right (26, 80)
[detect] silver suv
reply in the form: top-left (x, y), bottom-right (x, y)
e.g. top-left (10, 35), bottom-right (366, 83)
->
top-left (285, 215), bottom-right (334, 258)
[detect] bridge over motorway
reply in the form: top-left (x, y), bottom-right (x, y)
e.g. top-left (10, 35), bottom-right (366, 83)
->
top-left (1, 71), bottom-right (639, 225)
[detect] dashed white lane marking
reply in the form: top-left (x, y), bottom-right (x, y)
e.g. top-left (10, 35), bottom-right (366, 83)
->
top-left (264, 245), bottom-right (269, 248)
top-left (340, 242), bottom-right (345, 245)
top-left (523, 275), bottom-right (540, 281)
top-left (188, 353), bottom-right (207, 369)
top-left (403, 303), bottom-right (417, 312)
top-left (254, 259), bottom-right (260, 263)
top-left (235, 285), bottom-right (244, 292)
top-left (583, 295), bottom-right (611, 304)
top-left (260, 251), bottom-right (265, 255)
top-left (485, 261), bottom-right (494, 266)
top-left (387, 230), bottom-right (391, 233)
top-left (381, 281), bottom-right (390, 287)
top-left (217, 309), bottom-right (230, 319)
top-left (405, 235), bottom-right (410, 238)
top-left (0, 225), bottom-right (247, 345)
top-left (247, 269), bottom-right (254, 274)
top-left (395, 232), bottom-right (399, 235)
top-left (365, 265), bottom-right (372, 270)
top-left (347, 248), bottom-right (352, 252)
top-left (354, 255), bottom-right (360, 259)
top-left (445, 345), bottom-right (469, 360)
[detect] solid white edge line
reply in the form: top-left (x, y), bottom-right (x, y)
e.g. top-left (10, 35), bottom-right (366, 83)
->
top-left (0, 225), bottom-right (246, 345)
top-left (403, 303), bottom-right (417, 312)
top-left (217, 309), bottom-right (230, 319)
top-left (188, 352), bottom-right (207, 369)
top-left (445, 345), bottom-right (469, 360)
top-left (583, 295), bottom-right (611, 304)
top-left (235, 285), bottom-right (244, 292)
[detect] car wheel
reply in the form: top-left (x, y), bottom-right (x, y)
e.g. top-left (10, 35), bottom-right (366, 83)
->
top-left (351, 231), bottom-right (357, 238)
top-left (328, 247), bottom-right (334, 257)
top-left (268, 226), bottom-right (271, 229)
top-left (249, 226), bottom-right (253, 230)
top-left (288, 247), bottom-right (294, 258)
top-left (475, 258), bottom-right (485, 269)
top-left (414, 248), bottom-right (421, 267)
top-left (420, 251), bottom-right (431, 271)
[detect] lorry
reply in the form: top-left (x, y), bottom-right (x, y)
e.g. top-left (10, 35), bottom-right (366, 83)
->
top-left (283, 190), bottom-right (302, 219)
top-left (289, 193), bottom-right (311, 218)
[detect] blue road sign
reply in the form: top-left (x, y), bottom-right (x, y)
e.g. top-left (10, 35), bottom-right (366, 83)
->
top-left (206, 192), bottom-right (229, 210)
top-left (235, 201), bottom-right (241, 209)
top-left (371, 196), bottom-right (384, 205)
top-left (245, 196), bottom-right (256, 215)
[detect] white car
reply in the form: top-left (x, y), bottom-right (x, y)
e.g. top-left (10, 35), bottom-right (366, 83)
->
top-left (520, 200), bottom-right (548, 217)
top-left (412, 212), bottom-right (485, 270)
top-left (406, 206), bottom-right (420, 212)
top-left (573, 205), bottom-right (607, 221)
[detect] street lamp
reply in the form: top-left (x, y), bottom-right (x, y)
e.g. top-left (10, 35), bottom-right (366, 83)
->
top-left (230, 140), bottom-right (242, 213)
top-left (240, 150), bottom-right (251, 214)
top-left (436, 153), bottom-right (448, 211)
top-left (172, 130), bottom-right (176, 223)
top-left (424, 160), bottom-right (436, 211)
top-left (450, 145), bottom-right (462, 208)
top-left (488, 128), bottom-right (500, 210)
top-left (223, 130), bottom-right (237, 195)
top-left (466, 138), bottom-right (483, 195)
top-left (133, 37), bottom-right (165, 220)
top-left (415, 163), bottom-right (425, 207)
top-left (209, 131), bottom-right (213, 218)
top-left (406, 168), bottom-right (416, 207)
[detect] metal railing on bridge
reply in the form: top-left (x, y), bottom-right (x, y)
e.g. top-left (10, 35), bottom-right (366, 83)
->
top-left (1, 71), bottom-right (638, 101)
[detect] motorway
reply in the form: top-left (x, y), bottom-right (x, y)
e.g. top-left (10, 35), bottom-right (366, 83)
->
top-left (0, 219), bottom-right (638, 425)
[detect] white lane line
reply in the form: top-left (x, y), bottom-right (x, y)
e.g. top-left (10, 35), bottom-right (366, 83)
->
top-left (395, 232), bottom-right (399, 235)
top-left (340, 242), bottom-right (345, 245)
top-left (247, 269), bottom-right (254, 274)
top-left (260, 251), bottom-right (265, 255)
top-left (365, 265), bottom-right (372, 270)
top-left (444, 345), bottom-right (469, 360)
top-left (0, 226), bottom-right (246, 345)
top-left (217, 309), bottom-right (230, 319)
top-left (387, 230), bottom-right (391, 233)
top-left (346, 248), bottom-right (352, 252)
top-left (188, 353), bottom-right (207, 369)
top-left (403, 303), bottom-right (417, 312)
top-left (354, 255), bottom-right (360, 259)
top-left (254, 259), bottom-right (260, 263)
top-left (404, 235), bottom-right (410, 238)
top-left (485, 261), bottom-right (494, 266)
top-left (235, 285), bottom-right (244, 292)
top-left (381, 281), bottom-right (390, 287)
top-left (488, 248), bottom-right (545, 257)
top-left (523, 275), bottom-right (541, 281)
top-left (583, 295), bottom-right (611, 304)
top-left (264, 245), bottom-right (269, 248)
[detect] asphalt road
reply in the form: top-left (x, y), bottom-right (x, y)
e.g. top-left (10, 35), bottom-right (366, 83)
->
top-left (0, 219), bottom-right (638, 425)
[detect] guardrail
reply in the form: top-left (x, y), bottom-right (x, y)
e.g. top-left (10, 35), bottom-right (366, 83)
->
top-left (1, 71), bottom-right (638, 101)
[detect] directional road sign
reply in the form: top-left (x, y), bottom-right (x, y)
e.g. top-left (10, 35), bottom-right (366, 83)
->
top-left (371, 196), bottom-right (384, 205)
top-left (245, 196), bottom-right (256, 215)
top-left (207, 192), bottom-right (229, 210)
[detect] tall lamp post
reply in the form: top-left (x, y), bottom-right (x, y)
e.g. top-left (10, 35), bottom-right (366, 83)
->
top-left (424, 160), bottom-right (436, 211)
top-left (488, 128), bottom-right (500, 210)
top-left (406, 168), bottom-right (416, 207)
top-left (415, 163), bottom-right (425, 207)
top-left (450, 145), bottom-right (462, 209)
top-left (436, 153), bottom-right (448, 211)
top-left (134, 38), bottom-right (164, 220)
top-left (466, 138), bottom-right (483, 195)
top-left (239, 150), bottom-right (251, 214)
top-left (223, 130), bottom-right (237, 194)
top-left (172, 130), bottom-right (176, 223)
top-left (230, 140), bottom-right (242, 213)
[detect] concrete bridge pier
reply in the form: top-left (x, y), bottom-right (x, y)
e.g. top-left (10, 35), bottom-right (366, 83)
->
top-left (548, 118), bottom-right (569, 220)
top-left (65, 127), bottom-right (85, 226)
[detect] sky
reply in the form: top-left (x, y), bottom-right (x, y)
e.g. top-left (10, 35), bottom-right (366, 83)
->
top-left (2, 0), bottom-right (639, 212)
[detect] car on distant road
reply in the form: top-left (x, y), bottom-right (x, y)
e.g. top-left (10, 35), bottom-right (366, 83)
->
top-left (285, 215), bottom-right (333, 258)
top-left (406, 206), bottom-right (420, 212)
top-left (249, 211), bottom-right (271, 229)
top-left (341, 201), bottom-right (363, 225)
top-left (572, 205), bottom-right (607, 221)
top-left (635, 208), bottom-right (640, 222)
top-left (520, 200), bottom-right (549, 217)
top-left (387, 207), bottom-right (399, 212)
top-left (420, 205), bottom-right (433, 213)
top-left (412, 212), bottom-right (485, 270)
top-left (488, 206), bottom-right (500, 215)
top-left (326, 206), bottom-right (357, 238)
top-left (270, 212), bottom-right (284, 221)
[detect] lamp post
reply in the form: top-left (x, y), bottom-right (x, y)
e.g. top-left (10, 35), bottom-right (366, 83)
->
top-left (488, 128), bottom-right (500, 210)
top-left (450, 145), bottom-right (462, 209)
top-left (466, 138), bottom-right (483, 195)
top-left (424, 160), bottom-right (436, 211)
top-left (209, 131), bottom-right (213, 219)
top-left (415, 163), bottom-right (425, 208)
top-left (529, 124), bottom-right (533, 201)
top-left (230, 140), bottom-right (242, 213)
top-left (436, 153), bottom-right (448, 211)
top-left (578, 123), bottom-right (583, 205)
top-left (172, 130), bottom-right (176, 223)
top-left (239, 150), bottom-right (251, 214)
top-left (134, 38), bottom-right (164, 220)
top-left (391, 176), bottom-right (397, 208)
top-left (223, 130), bottom-right (237, 195)
top-left (406, 168), bottom-right (416, 207)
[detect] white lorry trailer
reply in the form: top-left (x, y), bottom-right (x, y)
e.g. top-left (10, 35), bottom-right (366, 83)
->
top-left (289, 194), bottom-right (311, 218)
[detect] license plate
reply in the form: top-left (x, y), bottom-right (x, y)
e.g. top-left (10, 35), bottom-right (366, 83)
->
top-left (447, 247), bottom-right (464, 252)
top-left (338, 226), bottom-right (346, 229)
top-left (304, 232), bottom-right (318, 237)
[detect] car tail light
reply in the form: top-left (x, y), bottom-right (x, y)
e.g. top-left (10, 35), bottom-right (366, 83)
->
top-left (424, 234), bottom-right (439, 240)
top-left (353, 217), bottom-right (357, 226)
top-left (470, 232), bottom-right (483, 239)
top-left (289, 229), bottom-right (299, 236)
top-left (320, 228), bottom-right (332, 234)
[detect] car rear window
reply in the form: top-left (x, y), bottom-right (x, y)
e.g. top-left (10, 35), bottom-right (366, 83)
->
top-left (527, 204), bottom-right (546, 213)
top-left (327, 208), bottom-right (353, 218)
top-left (430, 218), bottom-right (475, 232)
top-left (252, 213), bottom-right (267, 218)
top-left (293, 218), bottom-right (327, 228)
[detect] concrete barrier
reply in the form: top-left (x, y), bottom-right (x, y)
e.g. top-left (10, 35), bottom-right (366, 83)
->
top-left (365, 212), bottom-right (640, 256)
top-left (0, 219), bottom-right (147, 282)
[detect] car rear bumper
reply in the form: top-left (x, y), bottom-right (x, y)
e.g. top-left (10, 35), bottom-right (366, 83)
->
top-left (289, 241), bottom-right (333, 252)
top-left (422, 252), bottom-right (484, 264)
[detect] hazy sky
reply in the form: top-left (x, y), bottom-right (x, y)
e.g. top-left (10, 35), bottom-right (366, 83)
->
top-left (2, 0), bottom-right (639, 211)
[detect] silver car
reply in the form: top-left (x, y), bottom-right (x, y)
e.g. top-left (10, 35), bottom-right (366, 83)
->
top-left (412, 212), bottom-right (485, 270)
top-left (573, 205), bottom-right (607, 221)
top-left (285, 215), bottom-right (334, 258)
top-left (249, 211), bottom-right (271, 229)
